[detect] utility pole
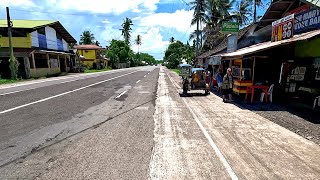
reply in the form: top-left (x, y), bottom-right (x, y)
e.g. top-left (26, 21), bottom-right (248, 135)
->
top-left (195, 0), bottom-right (200, 58)
top-left (6, 7), bottom-right (17, 79)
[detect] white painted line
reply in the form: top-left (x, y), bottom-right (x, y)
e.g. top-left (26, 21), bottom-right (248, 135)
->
top-left (115, 90), bottom-right (127, 99)
top-left (136, 80), bottom-right (141, 84)
top-left (166, 69), bottom-right (238, 180)
top-left (144, 75), bottom-right (147, 77)
top-left (0, 70), bottom-right (140, 115)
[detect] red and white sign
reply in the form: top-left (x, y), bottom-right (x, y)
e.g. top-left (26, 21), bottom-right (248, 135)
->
top-left (271, 14), bottom-right (294, 42)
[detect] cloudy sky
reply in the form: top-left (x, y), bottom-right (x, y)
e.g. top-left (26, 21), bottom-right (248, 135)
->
top-left (0, 0), bottom-right (268, 60)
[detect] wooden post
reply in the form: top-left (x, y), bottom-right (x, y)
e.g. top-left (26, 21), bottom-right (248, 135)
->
top-left (31, 52), bottom-right (36, 69)
top-left (240, 59), bottom-right (243, 80)
top-left (252, 56), bottom-right (256, 83)
top-left (46, 54), bottom-right (50, 68)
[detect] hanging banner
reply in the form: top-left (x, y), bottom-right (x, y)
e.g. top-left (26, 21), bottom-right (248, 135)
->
top-left (294, 8), bottom-right (320, 35)
top-left (271, 14), bottom-right (294, 42)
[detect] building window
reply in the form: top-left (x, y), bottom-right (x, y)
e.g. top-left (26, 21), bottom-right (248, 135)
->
top-left (34, 53), bottom-right (48, 68)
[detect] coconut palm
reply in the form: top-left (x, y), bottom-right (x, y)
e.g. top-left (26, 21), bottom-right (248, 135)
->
top-left (120, 17), bottom-right (133, 44)
top-left (253, 0), bottom-right (263, 22)
top-left (135, 35), bottom-right (142, 54)
top-left (233, 0), bottom-right (252, 26)
top-left (79, 31), bottom-right (95, 44)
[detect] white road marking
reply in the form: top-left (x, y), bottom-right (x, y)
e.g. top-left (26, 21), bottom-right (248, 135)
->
top-left (136, 80), bottom-right (141, 84)
top-left (115, 90), bottom-right (127, 99)
top-left (166, 69), bottom-right (238, 180)
top-left (0, 70), bottom-right (140, 115)
top-left (144, 75), bottom-right (147, 77)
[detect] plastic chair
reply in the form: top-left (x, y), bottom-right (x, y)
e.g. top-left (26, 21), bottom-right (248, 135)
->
top-left (313, 96), bottom-right (320, 109)
top-left (260, 84), bottom-right (274, 103)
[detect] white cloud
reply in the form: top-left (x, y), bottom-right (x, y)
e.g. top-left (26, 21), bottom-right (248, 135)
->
top-left (101, 19), bottom-right (111, 24)
top-left (139, 9), bottom-right (193, 33)
top-left (52, 0), bottom-right (160, 14)
top-left (131, 27), bottom-right (169, 58)
top-left (0, 0), bottom-right (35, 7)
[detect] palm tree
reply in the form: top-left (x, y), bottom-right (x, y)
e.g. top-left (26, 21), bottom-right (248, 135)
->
top-left (253, 0), bottom-right (263, 23)
top-left (170, 37), bottom-right (175, 43)
top-left (79, 31), bottom-right (95, 44)
top-left (135, 35), bottom-right (142, 53)
top-left (120, 17), bottom-right (133, 44)
top-left (233, 0), bottom-right (252, 26)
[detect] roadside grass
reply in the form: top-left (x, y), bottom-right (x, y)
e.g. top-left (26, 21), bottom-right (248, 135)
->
top-left (0, 79), bottom-right (17, 84)
top-left (170, 69), bottom-right (180, 74)
top-left (84, 67), bottom-right (112, 73)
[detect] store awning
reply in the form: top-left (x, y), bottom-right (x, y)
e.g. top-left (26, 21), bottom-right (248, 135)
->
top-left (219, 29), bottom-right (320, 59)
top-left (302, 0), bottom-right (320, 8)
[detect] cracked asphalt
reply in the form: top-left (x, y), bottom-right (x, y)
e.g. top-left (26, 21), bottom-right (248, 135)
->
top-left (0, 66), bottom-right (319, 179)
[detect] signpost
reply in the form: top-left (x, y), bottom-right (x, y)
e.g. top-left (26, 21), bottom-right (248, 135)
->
top-left (222, 22), bottom-right (239, 34)
top-left (271, 14), bottom-right (294, 42)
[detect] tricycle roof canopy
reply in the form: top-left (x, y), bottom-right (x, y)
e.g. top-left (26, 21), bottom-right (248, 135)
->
top-left (179, 64), bottom-right (192, 67)
top-left (192, 68), bottom-right (205, 72)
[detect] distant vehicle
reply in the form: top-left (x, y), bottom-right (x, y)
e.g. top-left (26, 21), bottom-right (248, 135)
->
top-left (178, 64), bottom-right (210, 95)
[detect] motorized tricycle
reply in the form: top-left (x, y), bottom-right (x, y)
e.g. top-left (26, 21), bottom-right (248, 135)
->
top-left (179, 64), bottom-right (210, 95)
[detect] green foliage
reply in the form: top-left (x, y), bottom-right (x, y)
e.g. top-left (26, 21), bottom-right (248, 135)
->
top-left (80, 31), bottom-right (95, 45)
top-left (107, 39), bottom-right (133, 68)
top-left (120, 18), bottom-right (133, 44)
top-left (84, 67), bottom-right (112, 73)
top-left (163, 41), bottom-right (187, 69)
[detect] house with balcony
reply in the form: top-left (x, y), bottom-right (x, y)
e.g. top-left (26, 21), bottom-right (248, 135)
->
top-left (74, 44), bottom-right (108, 69)
top-left (0, 20), bottom-right (77, 78)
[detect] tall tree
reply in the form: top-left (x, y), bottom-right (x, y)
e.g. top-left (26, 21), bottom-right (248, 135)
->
top-left (135, 35), bottom-right (142, 53)
top-left (253, 0), bottom-right (263, 23)
top-left (95, 41), bottom-right (100, 46)
top-left (233, 0), bottom-right (252, 26)
top-left (107, 40), bottom-right (133, 68)
top-left (79, 31), bottom-right (95, 44)
top-left (120, 17), bottom-right (133, 44)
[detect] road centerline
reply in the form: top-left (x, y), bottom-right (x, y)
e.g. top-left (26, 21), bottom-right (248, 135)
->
top-left (0, 70), bottom-right (141, 115)
top-left (136, 80), bottom-right (141, 84)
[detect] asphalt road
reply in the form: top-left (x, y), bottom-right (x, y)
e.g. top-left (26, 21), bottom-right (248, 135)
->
top-left (1, 66), bottom-right (320, 179)
top-left (0, 66), bottom-right (159, 179)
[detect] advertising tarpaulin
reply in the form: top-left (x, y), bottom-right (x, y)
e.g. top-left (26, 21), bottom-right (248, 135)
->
top-left (294, 8), bottom-right (320, 34)
top-left (271, 14), bottom-right (294, 42)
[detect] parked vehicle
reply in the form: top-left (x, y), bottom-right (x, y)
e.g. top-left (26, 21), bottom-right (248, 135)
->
top-left (178, 64), bottom-right (210, 95)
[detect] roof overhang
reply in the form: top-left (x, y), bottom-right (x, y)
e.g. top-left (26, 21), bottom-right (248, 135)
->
top-left (217, 30), bottom-right (320, 59)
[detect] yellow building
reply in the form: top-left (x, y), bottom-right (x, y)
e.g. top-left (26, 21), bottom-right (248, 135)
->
top-left (0, 20), bottom-right (77, 78)
top-left (74, 45), bottom-right (108, 69)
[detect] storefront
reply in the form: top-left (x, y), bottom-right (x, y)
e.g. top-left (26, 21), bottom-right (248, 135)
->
top-left (214, 29), bottom-right (320, 106)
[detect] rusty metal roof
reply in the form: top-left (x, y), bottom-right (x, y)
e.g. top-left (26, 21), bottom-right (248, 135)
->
top-left (74, 44), bottom-right (104, 50)
top-left (218, 29), bottom-right (320, 58)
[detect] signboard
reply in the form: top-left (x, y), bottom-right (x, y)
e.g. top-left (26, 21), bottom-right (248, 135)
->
top-left (271, 14), bottom-right (294, 42)
top-left (227, 34), bottom-right (238, 53)
top-left (208, 56), bottom-right (221, 65)
top-left (294, 8), bottom-right (320, 35)
top-left (222, 22), bottom-right (239, 34)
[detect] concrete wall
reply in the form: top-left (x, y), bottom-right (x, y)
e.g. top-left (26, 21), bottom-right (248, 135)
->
top-left (30, 67), bottom-right (60, 78)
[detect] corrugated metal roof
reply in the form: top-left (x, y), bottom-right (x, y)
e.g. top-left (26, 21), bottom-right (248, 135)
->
top-left (0, 20), bottom-right (56, 28)
top-left (74, 45), bottom-right (104, 50)
top-left (198, 24), bottom-right (255, 59)
top-left (219, 29), bottom-right (320, 58)
top-left (0, 19), bottom-right (76, 43)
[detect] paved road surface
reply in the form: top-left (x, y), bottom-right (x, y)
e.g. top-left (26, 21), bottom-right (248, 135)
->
top-left (0, 66), bottom-right (320, 179)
